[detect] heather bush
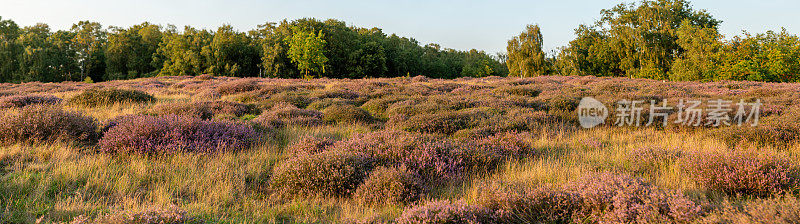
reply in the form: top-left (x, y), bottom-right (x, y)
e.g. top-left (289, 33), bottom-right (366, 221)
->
top-left (545, 96), bottom-right (579, 111)
top-left (360, 96), bottom-right (406, 118)
top-left (395, 200), bottom-right (497, 224)
top-left (0, 94), bottom-right (62, 108)
top-left (390, 109), bottom-right (490, 135)
top-left (68, 88), bottom-right (155, 107)
top-left (194, 74), bottom-right (214, 80)
top-left (99, 115), bottom-right (258, 154)
top-left (264, 92), bottom-right (312, 108)
top-left (149, 101), bottom-right (258, 119)
top-left (565, 172), bottom-right (703, 223)
top-left (217, 79), bottom-right (259, 95)
top-left (0, 105), bottom-right (98, 144)
top-left (270, 150), bottom-right (374, 197)
top-left (69, 206), bottom-right (202, 224)
top-left (461, 131), bottom-right (536, 169)
top-left (306, 98), bottom-right (353, 111)
top-left (322, 104), bottom-right (374, 124)
top-left (491, 86), bottom-right (541, 97)
top-left (353, 166), bottom-right (426, 206)
top-left (331, 131), bottom-right (468, 181)
top-left (682, 150), bottom-right (800, 196)
top-left (285, 136), bottom-right (337, 157)
top-left (702, 195), bottom-right (800, 224)
top-left (312, 89), bottom-right (360, 100)
top-left (253, 103), bottom-right (324, 128)
top-left (472, 181), bottom-right (581, 223)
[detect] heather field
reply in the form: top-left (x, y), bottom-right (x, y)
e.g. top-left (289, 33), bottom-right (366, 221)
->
top-left (1, 75), bottom-right (800, 223)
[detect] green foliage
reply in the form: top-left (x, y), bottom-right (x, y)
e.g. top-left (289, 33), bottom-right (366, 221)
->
top-left (507, 24), bottom-right (548, 77)
top-left (68, 88), bottom-right (155, 107)
top-left (105, 22), bottom-right (163, 79)
top-left (286, 26), bottom-right (328, 78)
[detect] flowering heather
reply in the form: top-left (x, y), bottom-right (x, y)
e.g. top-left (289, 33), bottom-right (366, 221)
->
top-left (253, 103), bottom-right (324, 128)
top-left (0, 94), bottom-right (62, 108)
top-left (69, 206), bottom-right (202, 224)
top-left (461, 131), bottom-right (536, 169)
top-left (491, 85), bottom-right (541, 97)
top-left (472, 181), bottom-right (581, 223)
top-left (682, 150), bottom-right (800, 196)
top-left (312, 89), bottom-right (361, 100)
top-left (265, 92), bottom-right (313, 108)
top-left (285, 136), bottom-right (337, 157)
top-left (270, 150), bottom-right (374, 197)
top-left (395, 200), bottom-right (496, 224)
top-left (322, 104), bottom-right (374, 124)
top-left (353, 166), bottom-right (426, 206)
top-left (216, 79), bottom-right (260, 95)
top-left (0, 105), bottom-right (98, 144)
top-left (330, 130), bottom-right (468, 181)
top-left (68, 88), bottom-right (155, 106)
top-left (390, 109), bottom-right (489, 135)
top-left (98, 115), bottom-right (258, 154)
top-left (565, 172), bottom-right (704, 223)
top-left (149, 100), bottom-right (258, 119)
top-left (306, 98), bottom-right (354, 111)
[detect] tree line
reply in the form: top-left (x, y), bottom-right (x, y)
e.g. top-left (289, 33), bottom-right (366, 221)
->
top-left (507, 0), bottom-right (800, 82)
top-left (0, 17), bottom-right (508, 83)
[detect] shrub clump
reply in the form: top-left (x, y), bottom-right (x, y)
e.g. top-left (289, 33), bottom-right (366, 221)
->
top-left (69, 206), bottom-right (202, 224)
top-left (395, 200), bottom-right (496, 224)
top-left (253, 103), bottom-right (324, 128)
top-left (99, 115), bottom-right (258, 154)
top-left (491, 86), bottom-right (541, 97)
top-left (149, 101), bottom-right (258, 119)
top-left (322, 104), bottom-right (374, 124)
top-left (285, 136), bottom-right (337, 157)
top-left (682, 150), bottom-right (800, 196)
top-left (217, 79), bottom-right (259, 95)
top-left (473, 181), bottom-right (581, 223)
top-left (0, 94), bottom-right (62, 108)
top-left (68, 88), bottom-right (155, 107)
top-left (0, 105), bottom-right (98, 144)
top-left (270, 150), bottom-right (374, 197)
top-left (390, 109), bottom-right (490, 135)
top-left (353, 166), bottom-right (426, 206)
top-left (565, 172), bottom-right (703, 223)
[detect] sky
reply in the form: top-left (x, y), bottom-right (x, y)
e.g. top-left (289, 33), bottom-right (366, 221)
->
top-left (1, 0), bottom-right (798, 54)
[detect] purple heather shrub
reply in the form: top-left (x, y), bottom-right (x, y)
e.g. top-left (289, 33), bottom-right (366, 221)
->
top-left (194, 74), bottom-right (214, 80)
top-left (389, 109), bottom-right (490, 135)
top-left (0, 105), bottom-right (98, 144)
top-left (68, 88), bottom-right (155, 107)
top-left (544, 96), bottom-right (580, 112)
top-left (265, 92), bottom-right (313, 108)
top-left (285, 136), bottom-right (337, 157)
top-left (253, 102), bottom-right (324, 128)
top-left (396, 200), bottom-right (496, 224)
top-left (306, 98), bottom-right (354, 111)
top-left (491, 85), bottom-right (541, 97)
top-left (270, 150), bottom-right (374, 197)
top-left (330, 130), bottom-right (468, 182)
top-left (682, 150), bottom-right (799, 196)
top-left (312, 89), bottom-right (360, 100)
top-left (216, 79), bottom-right (260, 95)
top-left (0, 94), bottom-right (62, 108)
top-left (98, 115), bottom-right (258, 154)
top-left (473, 181), bottom-right (581, 223)
top-left (69, 206), bottom-right (202, 224)
top-left (353, 166), bottom-right (426, 206)
top-left (565, 172), bottom-right (704, 223)
top-left (410, 75), bottom-right (429, 82)
top-left (460, 131), bottom-right (536, 169)
top-left (149, 101), bottom-right (257, 119)
top-left (322, 104), bottom-right (374, 124)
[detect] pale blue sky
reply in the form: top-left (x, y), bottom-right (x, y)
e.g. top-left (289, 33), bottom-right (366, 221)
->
top-left (1, 0), bottom-right (797, 53)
